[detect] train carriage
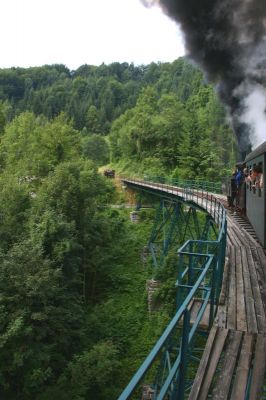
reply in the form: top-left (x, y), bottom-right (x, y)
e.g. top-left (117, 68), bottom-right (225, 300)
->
top-left (245, 141), bottom-right (266, 247)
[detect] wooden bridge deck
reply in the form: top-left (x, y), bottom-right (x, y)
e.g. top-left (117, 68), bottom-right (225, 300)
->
top-left (190, 211), bottom-right (266, 399)
top-left (121, 179), bottom-right (266, 399)
top-left (189, 327), bottom-right (266, 400)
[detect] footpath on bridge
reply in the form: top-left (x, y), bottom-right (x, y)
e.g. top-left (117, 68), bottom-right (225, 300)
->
top-left (122, 178), bottom-right (266, 400)
top-left (189, 209), bottom-right (266, 400)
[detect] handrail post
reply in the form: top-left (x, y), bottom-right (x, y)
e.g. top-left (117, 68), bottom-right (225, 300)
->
top-left (188, 242), bottom-right (194, 285)
top-left (176, 309), bottom-right (190, 400)
top-left (218, 221), bottom-right (227, 292)
top-left (176, 253), bottom-right (184, 308)
top-left (209, 256), bottom-right (217, 329)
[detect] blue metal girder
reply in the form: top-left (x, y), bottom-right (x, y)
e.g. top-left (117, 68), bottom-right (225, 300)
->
top-left (118, 258), bottom-right (214, 400)
top-left (148, 199), bottom-right (184, 268)
top-left (119, 178), bottom-right (227, 400)
top-left (148, 200), bottom-right (210, 270)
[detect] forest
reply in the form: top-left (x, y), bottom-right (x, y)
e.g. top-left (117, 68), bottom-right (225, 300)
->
top-left (0, 58), bottom-right (236, 399)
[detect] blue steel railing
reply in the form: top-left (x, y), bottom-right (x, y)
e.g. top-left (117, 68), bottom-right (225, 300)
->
top-left (122, 177), bottom-right (226, 230)
top-left (142, 176), bottom-right (223, 195)
top-left (118, 178), bottom-right (227, 400)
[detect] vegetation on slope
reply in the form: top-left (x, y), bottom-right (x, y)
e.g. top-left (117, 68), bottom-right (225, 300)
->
top-left (0, 58), bottom-right (237, 398)
top-left (0, 58), bottom-right (237, 180)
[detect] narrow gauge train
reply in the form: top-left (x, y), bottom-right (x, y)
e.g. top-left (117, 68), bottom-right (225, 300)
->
top-left (225, 141), bottom-right (266, 248)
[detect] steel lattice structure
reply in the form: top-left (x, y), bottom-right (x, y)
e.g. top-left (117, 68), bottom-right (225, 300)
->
top-left (118, 177), bottom-right (227, 400)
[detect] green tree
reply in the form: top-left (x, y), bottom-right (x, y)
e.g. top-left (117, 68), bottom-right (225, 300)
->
top-left (47, 342), bottom-right (121, 400)
top-left (82, 134), bottom-right (110, 166)
top-left (0, 241), bottom-right (86, 400)
top-left (0, 173), bottom-right (30, 251)
top-left (1, 112), bottom-right (81, 177)
top-left (85, 105), bottom-right (101, 134)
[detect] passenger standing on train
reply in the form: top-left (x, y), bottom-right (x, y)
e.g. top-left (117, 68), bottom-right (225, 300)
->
top-left (236, 167), bottom-right (244, 188)
top-left (235, 166), bottom-right (245, 214)
top-left (227, 170), bottom-right (237, 208)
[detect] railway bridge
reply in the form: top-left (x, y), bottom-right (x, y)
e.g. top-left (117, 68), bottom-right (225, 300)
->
top-left (118, 177), bottom-right (266, 400)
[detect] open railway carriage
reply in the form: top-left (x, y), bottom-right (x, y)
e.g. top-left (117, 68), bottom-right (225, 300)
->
top-left (245, 141), bottom-right (266, 248)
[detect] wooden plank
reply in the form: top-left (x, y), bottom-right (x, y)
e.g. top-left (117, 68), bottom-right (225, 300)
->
top-left (200, 304), bottom-right (212, 330)
top-left (244, 230), bottom-right (261, 247)
top-left (188, 326), bottom-right (218, 400)
top-left (246, 247), bottom-right (266, 334)
top-left (232, 225), bottom-right (250, 247)
top-left (212, 330), bottom-right (242, 400)
top-left (227, 247), bottom-right (236, 330)
top-left (228, 213), bottom-right (259, 247)
top-left (189, 300), bottom-right (202, 325)
top-left (187, 300), bottom-right (211, 330)
top-left (226, 220), bottom-right (238, 248)
top-left (197, 328), bottom-right (229, 400)
top-left (249, 334), bottom-right (266, 400)
top-left (215, 305), bottom-right (227, 329)
top-left (226, 234), bottom-right (233, 248)
top-left (226, 230), bottom-right (239, 248)
top-left (230, 332), bottom-right (254, 400)
top-left (225, 244), bottom-right (232, 258)
top-left (235, 247), bottom-right (247, 331)
top-left (252, 247), bottom-right (266, 318)
top-left (241, 247), bottom-right (258, 333)
top-left (233, 236), bottom-right (242, 247)
top-left (219, 254), bottom-right (230, 306)
top-left (255, 246), bottom-right (266, 280)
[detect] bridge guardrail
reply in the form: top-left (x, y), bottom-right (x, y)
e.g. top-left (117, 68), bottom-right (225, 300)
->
top-left (119, 177), bottom-right (227, 400)
top-left (142, 176), bottom-right (222, 195)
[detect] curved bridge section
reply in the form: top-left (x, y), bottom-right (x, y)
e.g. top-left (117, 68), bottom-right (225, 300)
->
top-left (119, 178), bottom-right (266, 400)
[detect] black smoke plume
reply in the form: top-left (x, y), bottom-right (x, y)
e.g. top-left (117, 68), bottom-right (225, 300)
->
top-left (147, 0), bottom-right (266, 150)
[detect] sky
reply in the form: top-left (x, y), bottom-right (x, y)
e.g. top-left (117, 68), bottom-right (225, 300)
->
top-left (1, 0), bottom-right (185, 70)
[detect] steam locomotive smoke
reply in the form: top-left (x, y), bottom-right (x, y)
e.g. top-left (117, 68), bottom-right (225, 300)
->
top-left (142, 0), bottom-right (266, 151)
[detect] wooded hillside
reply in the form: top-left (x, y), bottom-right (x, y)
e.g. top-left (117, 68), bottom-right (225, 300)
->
top-left (0, 58), bottom-right (237, 179)
top-left (0, 58), bottom-right (236, 399)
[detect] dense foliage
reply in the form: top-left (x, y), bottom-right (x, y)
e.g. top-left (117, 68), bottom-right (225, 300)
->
top-left (0, 58), bottom-right (237, 179)
top-left (0, 58), bottom-right (237, 398)
top-left (0, 111), bottom-right (169, 399)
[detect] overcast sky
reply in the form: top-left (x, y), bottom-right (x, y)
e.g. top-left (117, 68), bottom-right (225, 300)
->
top-left (1, 0), bottom-right (185, 70)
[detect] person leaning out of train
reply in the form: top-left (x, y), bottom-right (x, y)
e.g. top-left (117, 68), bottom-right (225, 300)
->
top-left (251, 165), bottom-right (263, 189)
top-left (243, 167), bottom-right (249, 183)
top-left (246, 165), bottom-right (263, 189)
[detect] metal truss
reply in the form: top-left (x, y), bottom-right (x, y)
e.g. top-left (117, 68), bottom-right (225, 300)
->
top-left (148, 199), bottom-right (219, 270)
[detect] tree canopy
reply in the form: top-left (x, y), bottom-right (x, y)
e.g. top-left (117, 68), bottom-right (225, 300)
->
top-left (0, 57), bottom-right (238, 399)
